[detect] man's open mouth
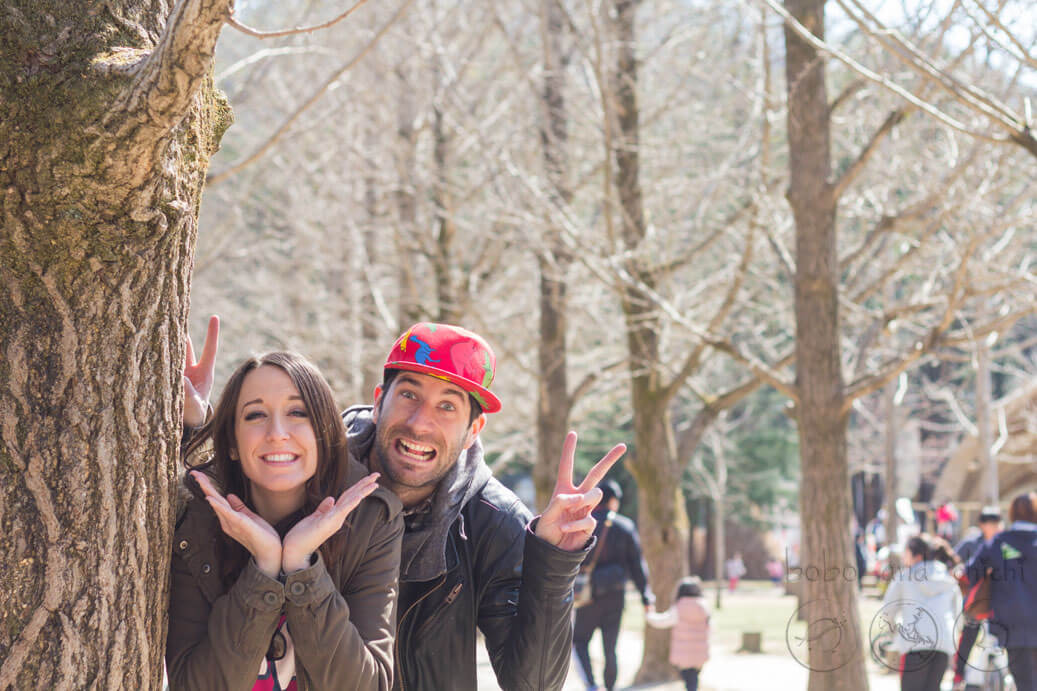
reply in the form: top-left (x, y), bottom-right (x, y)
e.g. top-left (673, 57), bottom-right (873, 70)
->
top-left (397, 438), bottom-right (436, 461)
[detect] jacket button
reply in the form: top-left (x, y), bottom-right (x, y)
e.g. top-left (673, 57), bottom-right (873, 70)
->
top-left (263, 591), bottom-right (279, 606)
top-left (201, 563), bottom-right (211, 574)
top-left (178, 540), bottom-right (189, 550)
top-left (289, 582), bottom-right (306, 597)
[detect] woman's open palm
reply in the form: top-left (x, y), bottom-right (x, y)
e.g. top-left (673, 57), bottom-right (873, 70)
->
top-left (281, 473), bottom-right (381, 573)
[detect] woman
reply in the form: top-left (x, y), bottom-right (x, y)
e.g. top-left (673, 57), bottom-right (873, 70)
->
top-left (166, 350), bottom-right (403, 690)
top-left (881, 533), bottom-right (961, 691)
top-left (967, 492), bottom-right (1037, 691)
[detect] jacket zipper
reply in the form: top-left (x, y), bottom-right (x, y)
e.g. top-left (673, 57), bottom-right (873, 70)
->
top-left (444, 581), bottom-right (463, 605)
top-left (395, 575), bottom-right (446, 691)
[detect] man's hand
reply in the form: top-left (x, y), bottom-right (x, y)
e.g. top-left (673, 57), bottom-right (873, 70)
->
top-left (535, 431), bottom-right (626, 551)
top-left (192, 471), bottom-right (282, 578)
top-left (183, 315), bottom-right (220, 427)
top-left (281, 473), bottom-right (381, 573)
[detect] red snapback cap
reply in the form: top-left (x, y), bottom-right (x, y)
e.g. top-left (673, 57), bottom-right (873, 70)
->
top-left (384, 322), bottom-right (502, 413)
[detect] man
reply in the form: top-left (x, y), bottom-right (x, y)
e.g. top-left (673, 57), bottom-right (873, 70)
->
top-left (955, 506), bottom-right (1002, 564)
top-left (571, 479), bottom-right (653, 691)
top-left (183, 318), bottom-right (625, 691)
top-left (952, 505), bottom-right (1002, 690)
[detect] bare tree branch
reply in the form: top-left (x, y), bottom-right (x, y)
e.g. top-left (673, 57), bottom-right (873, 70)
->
top-left (207, 0), bottom-right (415, 186)
top-left (832, 107), bottom-right (910, 199)
top-left (757, 0), bottom-right (1012, 145)
top-left (227, 0), bottom-right (370, 39)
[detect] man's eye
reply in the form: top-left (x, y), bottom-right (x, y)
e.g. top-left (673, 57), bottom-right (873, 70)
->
top-left (401, 390), bottom-right (417, 400)
top-left (440, 402), bottom-right (456, 412)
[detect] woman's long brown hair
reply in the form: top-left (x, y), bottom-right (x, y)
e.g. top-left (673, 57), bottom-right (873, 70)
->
top-left (183, 351), bottom-right (351, 587)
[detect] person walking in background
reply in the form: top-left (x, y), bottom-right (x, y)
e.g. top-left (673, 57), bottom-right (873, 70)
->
top-left (966, 492), bottom-right (1037, 691)
top-left (572, 479), bottom-right (654, 691)
top-left (936, 500), bottom-right (960, 542)
top-left (766, 556), bottom-right (784, 589)
top-left (854, 532), bottom-right (868, 589)
top-left (646, 576), bottom-right (710, 691)
top-left (951, 506), bottom-right (1002, 689)
top-left (725, 553), bottom-right (746, 592)
top-left (881, 533), bottom-right (962, 691)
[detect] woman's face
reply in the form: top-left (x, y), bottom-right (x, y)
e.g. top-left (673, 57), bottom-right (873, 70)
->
top-left (232, 364), bottom-right (318, 515)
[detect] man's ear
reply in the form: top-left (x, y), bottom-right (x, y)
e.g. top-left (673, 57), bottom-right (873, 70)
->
top-left (463, 414), bottom-right (486, 450)
top-left (371, 384), bottom-right (384, 423)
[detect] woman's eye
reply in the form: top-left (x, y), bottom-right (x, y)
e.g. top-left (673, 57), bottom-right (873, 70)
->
top-left (289, 408), bottom-right (309, 418)
top-left (243, 411), bottom-right (265, 421)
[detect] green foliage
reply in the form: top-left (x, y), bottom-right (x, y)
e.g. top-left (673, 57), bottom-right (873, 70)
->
top-left (683, 387), bottom-right (800, 532)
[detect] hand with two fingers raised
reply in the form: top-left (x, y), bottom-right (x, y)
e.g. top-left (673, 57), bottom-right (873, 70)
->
top-left (281, 472), bottom-right (382, 573)
top-left (183, 315), bottom-right (220, 428)
top-left (535, 431), bottom-right (627, 552)
top-left (192, 470), bottom-right (283, 578)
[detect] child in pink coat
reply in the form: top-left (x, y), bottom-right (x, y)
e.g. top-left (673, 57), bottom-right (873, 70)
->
top-left (646, 576), bottom-right (711, 691)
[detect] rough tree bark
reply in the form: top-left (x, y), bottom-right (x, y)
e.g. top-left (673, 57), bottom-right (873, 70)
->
top-left (783, 1), bottom-right (868, 689)
top-left (0, 0), bottom-right (231, 687)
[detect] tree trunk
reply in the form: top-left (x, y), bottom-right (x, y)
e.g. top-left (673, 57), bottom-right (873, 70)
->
top-left (0, 1), bottom-right (230, 687)
top-left (784, 1), bottom-right (868, 688)
top-left (533, 0), bottom-right (573, 510)
top-left (608, 0), bottom-right (685, 680)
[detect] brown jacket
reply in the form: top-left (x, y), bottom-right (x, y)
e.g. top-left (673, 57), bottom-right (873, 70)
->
top-left (166, 458), bottom-right (403, 691)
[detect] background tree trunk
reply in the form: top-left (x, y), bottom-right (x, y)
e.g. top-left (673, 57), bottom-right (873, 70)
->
top-left (0, 0), bottom-right (230, 686)
top-left (610, 0), bottom-right (685, 680)
top-left (533, 0), bottom-right (574, 510)
top-left (784, 1), bottom-right (868, 689)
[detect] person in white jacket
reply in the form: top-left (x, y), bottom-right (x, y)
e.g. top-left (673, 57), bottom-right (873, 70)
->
top-left (645, 576), bottom-right (710, 691)
top-left (880, 534), bottom-right (962, 691)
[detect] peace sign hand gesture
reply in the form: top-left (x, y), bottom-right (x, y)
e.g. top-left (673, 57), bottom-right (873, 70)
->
top-left (183, 315), bottom-right (220, 428)
top-left (534, 431), bottom-right (627, 552)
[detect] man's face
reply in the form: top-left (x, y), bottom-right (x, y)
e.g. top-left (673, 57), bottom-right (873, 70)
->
top-left (371, 371), bottom-right (485, 505)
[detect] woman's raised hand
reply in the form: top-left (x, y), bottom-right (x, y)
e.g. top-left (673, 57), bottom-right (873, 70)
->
top-left (281, 473), bottom-right (381, 573)
top-left (192, 471), bottom-right (283, 578)
top-left (183, 315), bottom-right (220, 428)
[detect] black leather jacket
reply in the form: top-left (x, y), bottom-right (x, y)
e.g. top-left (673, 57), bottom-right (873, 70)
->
top-left (344, 406), bottom-right (589, 691)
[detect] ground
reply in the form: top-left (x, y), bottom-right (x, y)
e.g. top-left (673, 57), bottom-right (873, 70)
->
top-left (476, 581), bottom-right (912, 690)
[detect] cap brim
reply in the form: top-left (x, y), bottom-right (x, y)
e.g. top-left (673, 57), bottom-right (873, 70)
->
top-left (385, 362), bottom-right (502, 413)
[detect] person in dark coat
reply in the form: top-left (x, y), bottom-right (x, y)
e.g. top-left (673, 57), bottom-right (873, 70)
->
top-left (572, 479), bottom-right (654, 691)
top-left (952, 506), bottom-right (1002, 687)
top-left (967, 492), bottom-right (1037, 691)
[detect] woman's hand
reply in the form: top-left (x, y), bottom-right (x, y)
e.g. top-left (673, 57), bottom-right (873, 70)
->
top-left (281, 473), bottom-right (381, 573)
top-left (183, 316), bottom-right (219, 428)
top-left (192, 471), bottom-right (282, 578)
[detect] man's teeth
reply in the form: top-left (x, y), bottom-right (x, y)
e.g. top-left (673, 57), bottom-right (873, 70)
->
top-left (263, 454), bottom-right (296, 462)
top-left (399, 440), bottom-right (434, 458)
